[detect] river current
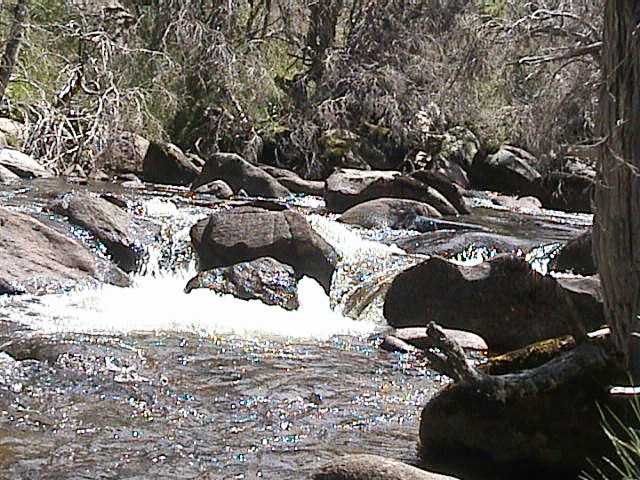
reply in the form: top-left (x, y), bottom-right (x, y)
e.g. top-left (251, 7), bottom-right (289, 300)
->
top-left (0, 179), bottom-right (592, 479)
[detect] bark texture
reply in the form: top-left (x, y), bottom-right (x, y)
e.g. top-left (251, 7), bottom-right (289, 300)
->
top-left (594, 1), bottom-right (640, 371)
top-left (0, 0), bottom-right (29, 101)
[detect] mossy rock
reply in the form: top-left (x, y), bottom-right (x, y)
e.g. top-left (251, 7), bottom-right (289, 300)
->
top-left (482, 336), bottom-right (576, 375)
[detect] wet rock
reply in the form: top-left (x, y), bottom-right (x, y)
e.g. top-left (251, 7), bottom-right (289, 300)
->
top-left (410, 170), bottom-right (470, 214)
top-left (540, 172), bottom-right (593, 213)
top-left (94, 132), bottom-right (150, 177)
top-left (0, 336), bottom-right (65, 364)
top-left (0, 148), bottom-right (52, 179)
top-left (387, 327), bottom-right (488, 352)
top-left (383, 255), bottom-right (604, 352)
top-left (185, 257), bottom-right (299, 310)
top-left (419, 352), bottom-right (615, 475)
top-left (339, 198), bottom-right (441, 230)
top-left (260, 165), bottom-right (324, 196)
top-left (143, 141), bottom-right (201, 186)
top-left (313, 454), bottom-right (459, 480)
top-left (192, 153), bottom-right (291, 198)
top-left (0, 206), bottom-right (130, 294)
top-left (325, 169), bottom-right (460, 215)
top-left (48, 192), bottom-right (141, 273)
top-left (0, 164), bottom-right (19, 183)
top-left (191, 206), bottom-right (337, 294)
top-left (471, 145), bottom-right (541, 195)
top-left (550, 229), bottom-right (596, 275)
top-left (193, 180), bottom-right (234, 199)
top-left (397, 231), bottom-right (538, 257)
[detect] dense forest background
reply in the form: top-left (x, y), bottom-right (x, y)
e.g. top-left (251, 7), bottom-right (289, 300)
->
top-left (0, 0), bottom-right (601, 179)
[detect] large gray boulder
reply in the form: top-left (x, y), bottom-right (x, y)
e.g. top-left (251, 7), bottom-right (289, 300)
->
top-left (540, 171), bottom-right (594, 213)
top-left (410, 169), bottom-right (469, 213)
top-left (471, 145), bottom-right (541, 195)
top-left (192, 153), bottom-right (291, 198)
top-left (190, 206), bottom-right (337, 294)
top-left (0, 148), bottom-right (52, 179)
top-left (324, 169), bottom-right (460, 215)
top-left (383, 255), bottom-right (604, 352)
top-left (185, 257), bottom-right (299, 310)
top-left (313, 454), bottom-right (459, 480)
top-left (94, 132), bottom-right (150, 177)
top-left (47, 192), bottom-right (141, 273)
top-left (193, 180), bottom-right (234, 199)
top-left (143, 141), bottom-right (201, 186)
top-left (0, 207), bottom-right (129, 294)
top-left (339, 198), bottom-right (441, 230)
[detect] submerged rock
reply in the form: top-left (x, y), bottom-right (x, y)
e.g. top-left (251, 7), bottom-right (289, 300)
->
top-left (0, 148), bottom-right (52, 179)
top-left (0, 206), bottom-right (129, 294)
top-left (397, 231), bottom-right (537, 257)
top-left (143, 141), bottom-right (201, 186)
top-left (325, 168), bottom-right (460, 215)
top-left (185, 257), bottom-right (299, 310)
top-left (550, 229), bottom-right (596, 275)
top-left (339, 198), bottom-right (441, 230)
top-left (192, 153), bottom-right (291, 198)
top-left (383, 255), bottom-right (604, 352)
top-left (47, 192), bottom-right (141, 273)
top-left (313, 454), bottom-right (459, 480)
top-left (471, 145), bottom-right (541, 195)
top-left (190, 206), bottom-right (337, 294)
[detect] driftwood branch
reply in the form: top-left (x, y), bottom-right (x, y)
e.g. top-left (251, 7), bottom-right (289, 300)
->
top-left (421, 322), bottom-right (481, 383)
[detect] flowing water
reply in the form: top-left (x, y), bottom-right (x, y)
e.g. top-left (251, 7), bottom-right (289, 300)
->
top-left (0, 179), bottom-right (592, 479)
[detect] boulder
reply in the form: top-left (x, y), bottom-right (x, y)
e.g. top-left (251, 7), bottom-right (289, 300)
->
top-left (397, 231), bottom-right (538, 257)
top-left (339, 198), bottom-right (441, 230)
top-left (0, 118), bottom-right (25, 147)
top-left (540, 172), bottom-right (593, 213)
top-left (260, 165), bottom-right (324, 196)
top-left (320, 128), bottom-right (372, 171)
top-left (94, 132), bottom-right (150, 176)
top-left (190, 206), bottom-right (337, 294)
top-left (0, 206), bottom-right (129, 294)
top-left (184, 257), bottom-right (299, 310)
top-left (143, 141), bottom-right (201, 186)
top-left (192, 153), bottom-right (291, 198)
top-left (313, 454), bottom-right (459, 480)
top-left (550, 229), bottom-right (596, 275)
top-left (193, 180), bottom-right (234, 199)
top-left (426, 156), bottom-right (470, 189)
top-left (471, 145), bottom-right (541, 195)
top-left (383, 255), bottom-right (604, 352)
top-left (419, 346), bottom-right (615, 475)
top-left (410, 170), bottom-right (469, 213)
top-left (0, 148), bottom-right (52, 179)
top-left (47, 192), bottom-right (141, 273)
top-left (0, 164), bottom-right (19, 183)
top-left (324, 169), bottom-right (459, 215)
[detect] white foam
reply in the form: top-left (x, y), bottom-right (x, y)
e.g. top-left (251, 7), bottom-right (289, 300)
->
top-left (4, 273), bottom-right (378, 340)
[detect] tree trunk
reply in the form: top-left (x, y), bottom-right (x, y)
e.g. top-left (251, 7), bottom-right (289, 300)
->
top-left (593, 1), bottom-right (640, 376)
top-left (0, 0), bottom-right (29, 102)
top-left (305, 0), bottom-right (343, 81)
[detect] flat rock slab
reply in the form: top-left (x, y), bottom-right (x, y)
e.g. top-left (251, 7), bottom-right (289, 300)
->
top-left (190, 206), bottom-right (337, 294)
top-left (397, 231), bottom-right (538, 257)
top-left (0, 206), bottom-right (129, 294)
top-left (185, 257), bottom-right (299, 310)
top-left (47, 192), bottom-right (141, 273)
top-left (0, 148), bottom-right (52, 178)
top-left (313, 454), bottom-right (459, 480)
